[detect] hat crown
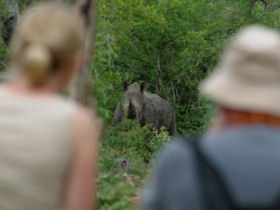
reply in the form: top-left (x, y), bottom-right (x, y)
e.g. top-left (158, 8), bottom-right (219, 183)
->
top-left (200, 26), bottom-right (280, 115)
top-left (221, 26), bottom-right (280, 82)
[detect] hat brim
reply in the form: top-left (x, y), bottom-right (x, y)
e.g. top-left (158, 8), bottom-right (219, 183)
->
top-left (200, 68), bottom-right (280, 116)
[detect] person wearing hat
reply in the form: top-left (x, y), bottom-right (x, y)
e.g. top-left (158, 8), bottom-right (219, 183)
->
top-left (141, 25), bottom-right (280, 210)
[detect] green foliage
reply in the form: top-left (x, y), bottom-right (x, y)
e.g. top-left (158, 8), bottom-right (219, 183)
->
top-left (95, 0), bottom-right (280, 135)
top-left (0, 38), bottom-right (8, 72)
top-left (95, 1), bottom-right (280, 208)
top-left (98, 120), bottom-right (169, 210)
top-left (93, 70), bottom-right (124, 123)
top-left (0, 0), bottom-right (9, 72)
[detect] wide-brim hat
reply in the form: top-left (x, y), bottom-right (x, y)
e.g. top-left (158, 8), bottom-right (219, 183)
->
top-left (200, 25), bottom-right (280, 116)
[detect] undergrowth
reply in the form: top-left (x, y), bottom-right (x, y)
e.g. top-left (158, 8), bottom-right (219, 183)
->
top-left (97, 120), bottom-right (169, 210)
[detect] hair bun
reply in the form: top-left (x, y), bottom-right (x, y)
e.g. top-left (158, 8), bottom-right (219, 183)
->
top-left (21, 44), bottom-right (52, 86)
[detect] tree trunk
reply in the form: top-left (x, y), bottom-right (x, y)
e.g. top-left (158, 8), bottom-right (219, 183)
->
top-left (68, 0), bottom-right (99, 109)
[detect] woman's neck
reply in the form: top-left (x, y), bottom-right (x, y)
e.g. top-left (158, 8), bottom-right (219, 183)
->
top-left (1, 80), bottom-right (56, 96)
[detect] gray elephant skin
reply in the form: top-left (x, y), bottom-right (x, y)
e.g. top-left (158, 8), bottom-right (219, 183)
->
top-left (112, 82), bottom-right (176, 136)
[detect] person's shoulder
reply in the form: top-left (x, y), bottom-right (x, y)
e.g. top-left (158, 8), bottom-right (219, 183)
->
top-left (51, 94), bottom-right (78, 107)
top-left (161, 137), bottom-right (194, 155)
top-left (51, 96), bottom-right (93, 117)
top-left (70, 106), bottom-right (102, 155)
top-left (202, 125), bottom-right (280, 146)
top-left (73, 106), bottom-right (95, 127)
top-left (155, 136), bottom-right (199, 172)
top-left (71, 106), bottom-right (103, 141)
top-left (201, 126), bottom-right (280, 157)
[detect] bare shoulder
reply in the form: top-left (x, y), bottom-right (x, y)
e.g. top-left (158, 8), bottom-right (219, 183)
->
top-left (71, 106), bottom-right (103, 154)
top-left (74, 107), bottom-right (95, 128)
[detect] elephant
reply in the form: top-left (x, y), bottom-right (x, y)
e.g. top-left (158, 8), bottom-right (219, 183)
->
top-left (112, 81), bottom-right (176, 136)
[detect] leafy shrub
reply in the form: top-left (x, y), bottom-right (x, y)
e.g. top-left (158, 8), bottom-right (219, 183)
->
top-left (98, 120), bottom-right (169, 209)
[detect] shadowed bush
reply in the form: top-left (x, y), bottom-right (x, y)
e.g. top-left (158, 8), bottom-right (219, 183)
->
top-left (98, 120), bottom-right (169, 210)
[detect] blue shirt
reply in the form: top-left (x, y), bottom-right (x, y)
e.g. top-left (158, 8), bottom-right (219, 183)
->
top-left (142, 125), bottom-right (280, 210)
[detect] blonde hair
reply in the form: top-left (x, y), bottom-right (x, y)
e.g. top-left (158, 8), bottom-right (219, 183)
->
top-left (10, 2), bottom-right (86, 86)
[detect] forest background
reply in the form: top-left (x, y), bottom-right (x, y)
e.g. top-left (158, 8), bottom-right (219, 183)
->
top-left (1, 0), bottom-right (280, 209)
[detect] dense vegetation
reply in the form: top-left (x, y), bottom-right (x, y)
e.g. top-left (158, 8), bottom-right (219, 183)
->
top-left (94, 1), bottom-right (280, 208)
top-left (1, 0), bottom-right (280, 209)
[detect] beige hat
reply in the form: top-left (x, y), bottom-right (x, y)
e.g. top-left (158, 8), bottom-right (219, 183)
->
top-left (200, 25), bottom-right (280, 115)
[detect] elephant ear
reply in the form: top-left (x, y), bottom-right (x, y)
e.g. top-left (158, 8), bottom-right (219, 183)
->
top-left (122, 80), bottom-right (128, 92)
top-left (140, 82), bottom-right (148, 94)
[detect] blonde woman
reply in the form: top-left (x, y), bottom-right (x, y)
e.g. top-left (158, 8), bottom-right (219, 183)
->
top-left (0, 2), bottom-right (102, 210)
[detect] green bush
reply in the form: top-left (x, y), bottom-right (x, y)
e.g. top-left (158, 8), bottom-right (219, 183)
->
top-left (98, 120), bottom-right (169, 209)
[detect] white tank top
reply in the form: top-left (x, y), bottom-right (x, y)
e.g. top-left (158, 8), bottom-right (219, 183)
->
top-left (0, 88), bottom-right (77, 210)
